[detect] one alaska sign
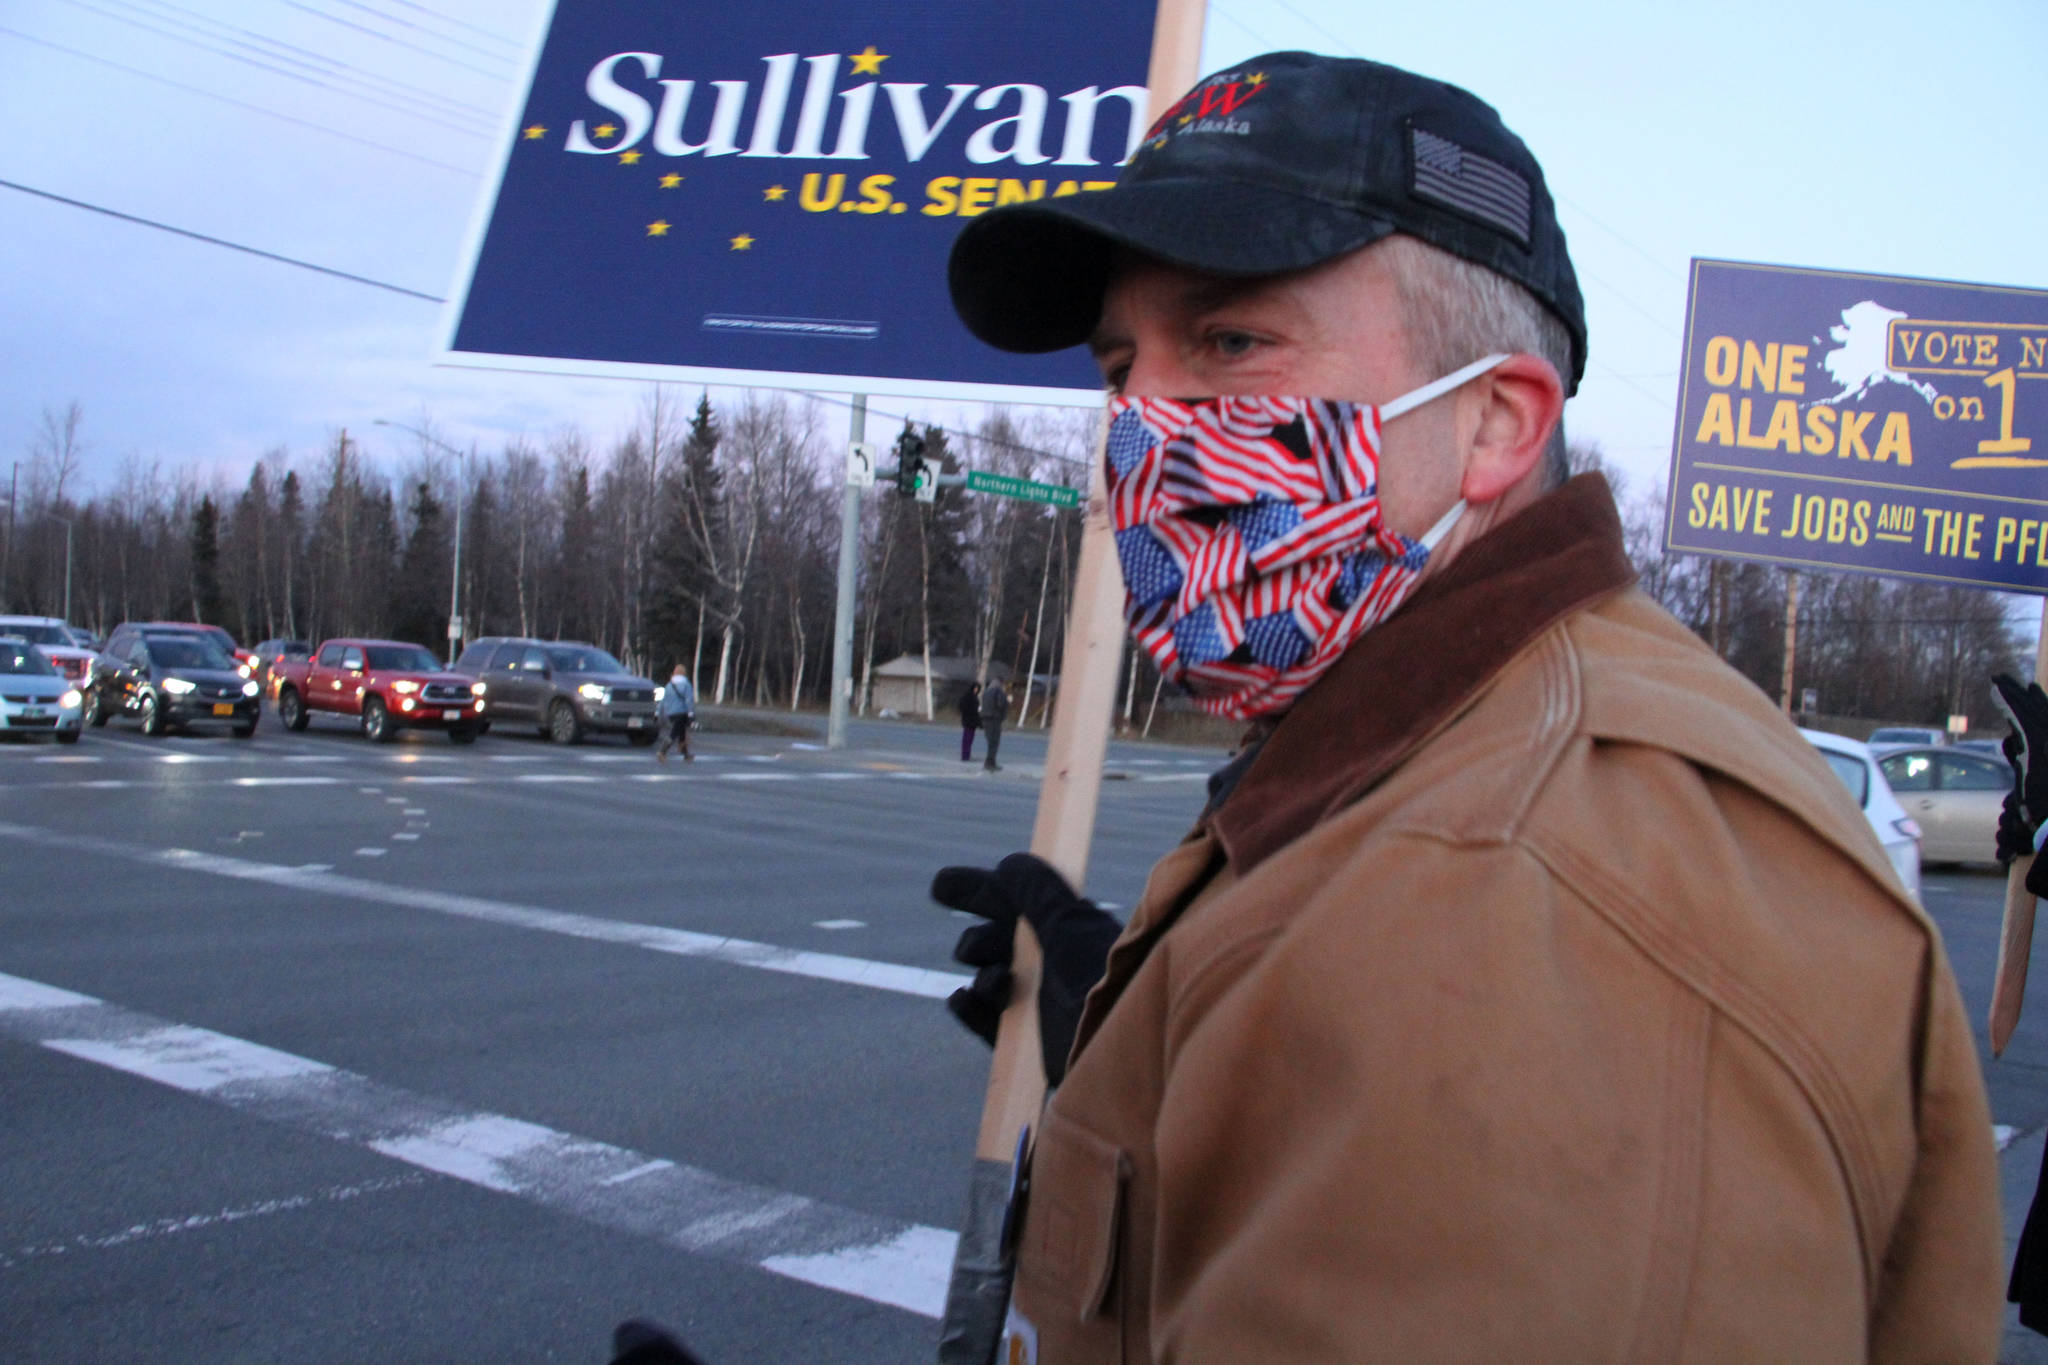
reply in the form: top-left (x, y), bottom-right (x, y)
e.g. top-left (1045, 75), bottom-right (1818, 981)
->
top-left (1666, 260), bottom-right (2048, 594)
top-left (441, 0), bottom-right (1159, 404)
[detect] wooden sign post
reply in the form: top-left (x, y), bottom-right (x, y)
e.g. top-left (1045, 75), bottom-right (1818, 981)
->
top-left (1991, 607), bottom-right (2048, 1057)
top-left (935, 5), bottom-right (1205, 1359)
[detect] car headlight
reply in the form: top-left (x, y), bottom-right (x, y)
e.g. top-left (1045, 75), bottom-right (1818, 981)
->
top-left (654, 685), bottom-right (666, 701)
top-left (392, 680), bottom-right (420, 694)
top-left (577, 683), bottom-right (607, 702)
top-left (242, 680), bottom-right (260, 697)
top-left (161, 677), bottom-right (196, 695)
top-left (238, 664), bottom-right (253, 679)
top-left (471, 681), bottom-right (487, 696)
top-left (60, 689), bottom-right (82, 709)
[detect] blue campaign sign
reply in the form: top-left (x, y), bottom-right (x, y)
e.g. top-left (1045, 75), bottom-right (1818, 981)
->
top-left (1665, 259), bottom-right (2048, 594)
top-left (441, 0), bottom-right (1158, 404)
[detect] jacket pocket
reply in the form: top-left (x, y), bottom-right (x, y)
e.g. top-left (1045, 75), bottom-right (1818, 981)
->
top-left (1016, 1106), bottom-right (1131, 1326)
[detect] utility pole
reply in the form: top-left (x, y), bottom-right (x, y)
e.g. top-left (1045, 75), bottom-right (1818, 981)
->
top-left (826, 396), bottom-right (869, 750)
top-left (1, 462), bottom-right (15, 611)
top-left (1779, 571), bottom-right (1799, 715)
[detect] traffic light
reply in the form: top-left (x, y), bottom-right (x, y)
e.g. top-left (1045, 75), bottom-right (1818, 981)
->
top-left (893, 429), bottom-right (927, 498)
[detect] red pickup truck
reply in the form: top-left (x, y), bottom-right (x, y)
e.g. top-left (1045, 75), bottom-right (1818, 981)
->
top-left (272, 638), bottom-right (485, 743)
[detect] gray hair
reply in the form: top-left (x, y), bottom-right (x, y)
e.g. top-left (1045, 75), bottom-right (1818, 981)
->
top-left (1377, 235), bottom-right (1573, 488)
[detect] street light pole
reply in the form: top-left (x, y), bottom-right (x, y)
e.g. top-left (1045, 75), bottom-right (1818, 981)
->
top-left (375, 419), bottom-right (468, 664)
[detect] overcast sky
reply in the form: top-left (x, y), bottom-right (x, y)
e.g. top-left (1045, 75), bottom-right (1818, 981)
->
top-left (4, 0), bottom-right (2044, 516)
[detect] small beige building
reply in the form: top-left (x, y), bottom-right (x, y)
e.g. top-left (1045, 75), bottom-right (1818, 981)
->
top-left (868, 655), bottom-right (1011, 717)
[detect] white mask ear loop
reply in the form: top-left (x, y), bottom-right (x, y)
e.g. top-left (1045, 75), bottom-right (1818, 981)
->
top-left (1377, 352), bottom-right (1510, 422)
top-left (1417, 496), bottom-right (1467, 553)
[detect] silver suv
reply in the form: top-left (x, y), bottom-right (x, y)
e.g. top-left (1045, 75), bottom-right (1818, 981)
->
top-left (453, 638), bottom-right (658, 745)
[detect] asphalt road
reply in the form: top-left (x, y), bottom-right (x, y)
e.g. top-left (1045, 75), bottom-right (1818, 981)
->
top-left (4, 705), bottom-right (2047, 1361)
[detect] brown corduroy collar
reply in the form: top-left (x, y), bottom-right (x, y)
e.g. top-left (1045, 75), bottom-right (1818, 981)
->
top-left (1208, 472), bottom-right (1637, 874)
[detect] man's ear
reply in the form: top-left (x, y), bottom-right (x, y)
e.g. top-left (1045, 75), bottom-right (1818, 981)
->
top-left (1458, 353), bottom-right (1565, 505)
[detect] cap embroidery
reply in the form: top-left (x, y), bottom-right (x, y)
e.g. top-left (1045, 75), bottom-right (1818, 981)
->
top-left (1140, 70), bottom-right (1269, 151)
top-left (1409, 126), bottom-right (1532, 247)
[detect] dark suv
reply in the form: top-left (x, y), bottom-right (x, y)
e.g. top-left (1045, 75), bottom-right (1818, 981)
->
top-left (87, 625), bottom-right (260, 737)
top-left (453, 638), bottom-right (658, 744)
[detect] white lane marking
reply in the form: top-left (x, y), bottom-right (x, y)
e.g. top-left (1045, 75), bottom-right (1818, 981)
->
top-left (813, 919), bottom-right (866, 931)
top-left (0, 822), bottom-right (968, 1001)
top-left (514, 773), bottom-right (600, 784)
top-left (763, 1224), bottom-right (957, 1319)
top-left (385, 797), bottom-right (407, 804)
top-left (0, 972), bottom-right (953, 1317)
top-left (720, 773), bottom-right (795, 782)
top-left (77, 779), bottom-right (131, 789)
top-left (1139, 773), bottom-right (1208, 784)
top-left (156, 753), bottom-right (223, 765)
top-left (358, 787), bottom-right (381, 794)
top-left (33, 754), bottom-right (100, 763)
top-left (229, 776), bottom-right (341, 788)
top-left (790, 742), bottom-right (824, 751)
top-left (282, 754), bottom-right (349, 762)
top-left (391, 833), bottom-right (420, 842)
top-left (813, 772), bottom-right (873, 781)
top-left (296, 864), bottom-right (333, 874)
top-left (489, 754), bottom-right (544, 763)
top-left (403, 808), bottom-right (426, 816)
top-left (0, 1174), bottom-right (427, 1269)
top-left (398, 775), bottom-right (474, 785)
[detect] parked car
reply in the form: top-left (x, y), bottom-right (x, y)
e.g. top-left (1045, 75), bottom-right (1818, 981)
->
top-left (99, 621), bottom-right (254, 680)
top-left (453, 637), bottom-right (658, 744)
top-left (0, 640), bottom-right (84, 743)
top-left (1802, 728), bottom-right (1921, 900)
top-left (1875, 745), bottom-right (2008, 866)
top-left (1950, 738), bottom-right (2006, 760)
top-left (1866, 725), bottom-right (1947, 748)
top-left (0, 615), bottom-right (99, 685)
top-left (251, 638), bottom-right (313, 690)
top-left (86, 629), bottom-right (260, 737)
top-left (272, 638), bottom-right (485, 743)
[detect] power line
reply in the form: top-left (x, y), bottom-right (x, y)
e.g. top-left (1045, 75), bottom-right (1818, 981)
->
top-left (0, 177), bottom-right (445, 303)
top-left (364, 0), bottom-right (524, 52)
top-left (0, 25), bottom-right (479, 177)
top-left (50, 0), bottom-right (494, 140)
top-left (118, 0), bottom-right (502, 126)
top-left (307, 0), bottom-right (522, 66)
top-left (265, 0), bottom-right (515, 82)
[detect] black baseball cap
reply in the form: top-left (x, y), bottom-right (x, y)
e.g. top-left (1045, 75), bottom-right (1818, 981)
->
top-left (947, 51), bottom-right (1587, 393)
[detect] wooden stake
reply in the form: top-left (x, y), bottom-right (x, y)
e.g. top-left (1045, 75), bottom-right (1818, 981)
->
top-left (1990, 602), bottom-right (2048, 1057)
top-left (936, 5), bottom-right (1205, 1358)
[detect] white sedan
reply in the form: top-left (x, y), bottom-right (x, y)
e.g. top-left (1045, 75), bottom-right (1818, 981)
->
top-left (1802, 728), bottom-right (1921, 901)
top-left (1875, 745), bottom-right (2007, 866)
top-left (0, 640), bottom-right (85, 743)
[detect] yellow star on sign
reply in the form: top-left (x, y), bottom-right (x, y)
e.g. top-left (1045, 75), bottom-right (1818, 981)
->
top-left (594, 123), bottom-right (617, 139)
top-left (659, 173), bottom-right (683, 189)
top-left (1177, 114), bottom-right (1193, 125)
top-left (647, 220), bottom-right (671, 236)
top-left (1248, 71), bottom-right (1267, 85)
top-left (848, 46), bottom-right (888, 76)
top-left (619, 150), bottom-right (642, 165)
top-left (522, 124), bottom-right (547, 140)
top-left (764, 185), bottom-right (787, 201)
top-left (730, 233), bottom-right (755, 251)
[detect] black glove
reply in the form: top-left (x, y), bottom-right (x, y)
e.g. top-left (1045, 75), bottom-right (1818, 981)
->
top-left (610, 1319), bottom-right (706, 1365)
top-left (1994, 673), bottom-right (2048, 830)
top-left (932, 853), bottom-right (1121, 1087)
top-left (2000, 787), bottom-right (2037, 865)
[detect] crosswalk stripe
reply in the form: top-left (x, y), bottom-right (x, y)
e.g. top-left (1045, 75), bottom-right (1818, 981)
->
top-left (0, 971), bottom-right (953, 1317)
top-left (0, 820), bottom-right (968, 1001)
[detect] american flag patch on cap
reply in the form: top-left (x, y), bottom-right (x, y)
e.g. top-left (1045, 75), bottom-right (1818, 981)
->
top-left (1409, 126), bottom-right (1532, 246)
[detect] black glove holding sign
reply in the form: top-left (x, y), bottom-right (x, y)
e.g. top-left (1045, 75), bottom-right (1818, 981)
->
top-left (933, 853), bottom-right (1121, 1088)
top-left (1993, 673), bottom-right (2048, 898)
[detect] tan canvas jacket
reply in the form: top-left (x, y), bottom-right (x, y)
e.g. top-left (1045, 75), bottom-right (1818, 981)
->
top-left (1010, 475), bottom-right (2001, 1363)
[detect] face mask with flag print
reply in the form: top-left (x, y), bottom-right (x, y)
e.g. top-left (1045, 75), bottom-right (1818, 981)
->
top-left (1104, 354), bottom-right (1508, 721)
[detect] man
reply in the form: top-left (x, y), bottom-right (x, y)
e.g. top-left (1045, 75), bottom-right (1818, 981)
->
top-left (979, 676), bottom-right (1010, 772)
top-left (935, 52), bottom-right (2001, 1361)
top-left (959, 680), bottom-right (982, 763)
top-left (656, 664), bottom-right (694, 762)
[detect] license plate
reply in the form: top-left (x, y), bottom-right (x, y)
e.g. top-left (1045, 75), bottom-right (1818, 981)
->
top-left (628, 717), bottom-right (645, 729)
top-left (442, 710), bottom-right (462, 721)
top-left (212, 703), bottom-right (235, 716)
top-left (20, 707), bottom-right (46, 718)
